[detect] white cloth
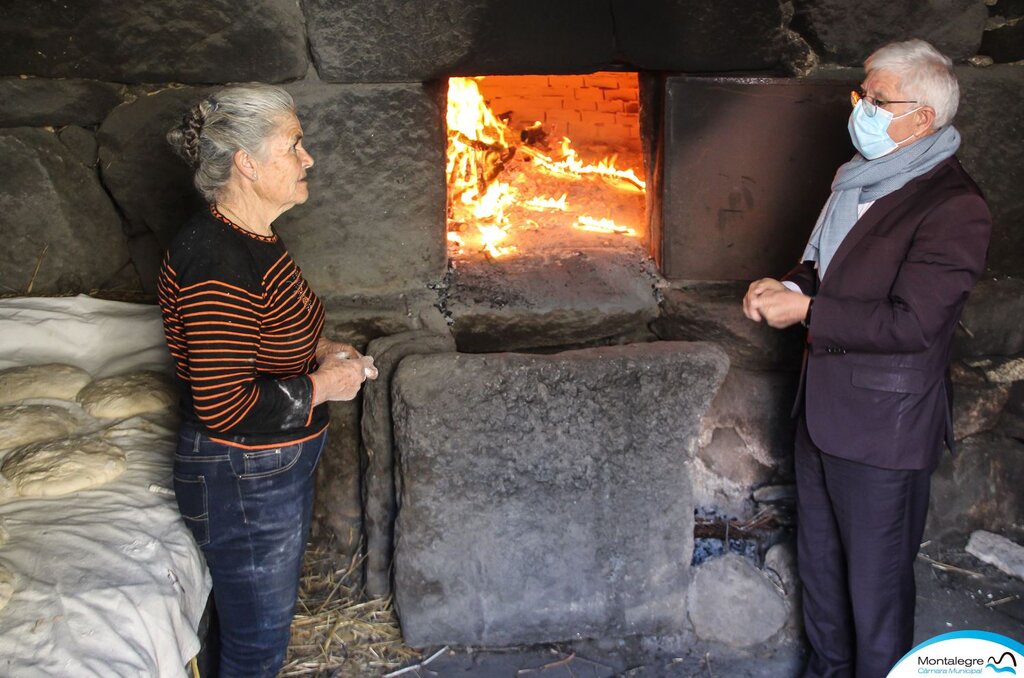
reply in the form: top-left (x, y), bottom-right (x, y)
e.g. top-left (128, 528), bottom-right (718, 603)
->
top-left (0, 295), bottom-right (210, 678)
top-left (0, 295), bottom-right (172, 378)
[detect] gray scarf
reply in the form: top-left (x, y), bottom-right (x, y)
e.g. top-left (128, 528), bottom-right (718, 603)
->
top-left (802, 125), bottom-right (961, 277)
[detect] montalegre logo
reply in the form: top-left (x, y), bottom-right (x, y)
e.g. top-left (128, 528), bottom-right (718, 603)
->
top-left (887, 630), bottom-right (1023, 676)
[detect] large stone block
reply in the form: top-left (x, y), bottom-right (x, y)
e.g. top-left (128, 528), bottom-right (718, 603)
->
top-left (956, 65), bottom-right (1024, 278)
top-left (312, 400), bottom-right (363, 561)
top-left (278, 81), bottom-right (449, 297)
top-left (952, 381), bottom-right (1012, 441)
top-left (98, 82), bottom-right (448, 296)
top-left (322, 290), bottom-right (450, 349)
top-left (687, 554), bottom-right (788, 648)
top-left (612, 0), bottom-right (789, 72)
top-left (695, 368), bottom-right (799, 515)
top-left (97, 87), bottom-right (211, 258)
top-left (764, 541), bottom-right (803, 637)
top-left (954, 277), bottom-right (1024, 358)
top-left (305, 0), bottom-right (614, 82)
top-left (999, 382), bottom-right (1024, 440)
top-left (0, 77), bottom-right (125, 128)
top-left (925, 432), bottom-right (1024, 541)
top-left (361, 330), bottom-right (456, 597)
top-left (991, 0), bottom-right (1024, 15)
top-left (652, 284), bottom-right (805, 371)
top-left (0, 128), bottom-right (135, 295)
top-left (392, 342), bottom-right (730, 647)
top-left (980, 17), bottom-right (1024, 63)
top-left (446, 248), bottom-right (661, 352)
top-left (791, 0), bottom-right (987, 66)
top-left (0, 0), bottom-right (307, 83)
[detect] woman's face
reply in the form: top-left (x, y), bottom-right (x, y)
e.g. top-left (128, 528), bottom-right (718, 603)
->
top-left (253, 113), bottom-right (315, 212)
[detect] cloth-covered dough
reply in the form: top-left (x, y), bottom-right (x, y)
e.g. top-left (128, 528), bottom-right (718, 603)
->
top-left (0, 364), bottom-right (92, 405)
top-left (77, 371), bottom-right (177, 419)
top-left (1, 436), bottom-right (126, 498)
top-left (0, 404), bottom-right (83, 452)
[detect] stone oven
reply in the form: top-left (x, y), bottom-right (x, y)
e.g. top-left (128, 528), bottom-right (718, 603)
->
top-left (2, 0), bottom-right (1022, 668)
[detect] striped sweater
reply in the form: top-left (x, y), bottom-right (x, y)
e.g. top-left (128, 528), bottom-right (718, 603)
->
top-left (157, 205), bottom-right (328, 447)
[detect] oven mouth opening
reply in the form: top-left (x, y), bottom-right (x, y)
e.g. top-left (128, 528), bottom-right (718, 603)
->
top-left (445, 72), bottom-right (647, 262)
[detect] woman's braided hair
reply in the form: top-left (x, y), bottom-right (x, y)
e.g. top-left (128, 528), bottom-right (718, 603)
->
top-left (166, 84), bottom-right (296, 202)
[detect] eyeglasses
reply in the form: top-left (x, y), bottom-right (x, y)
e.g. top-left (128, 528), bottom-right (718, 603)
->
top-left (850, 90), bottom-right (918, 117)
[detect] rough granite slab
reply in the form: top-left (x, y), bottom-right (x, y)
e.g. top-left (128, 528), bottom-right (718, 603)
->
top-left (391, 341), bottom-right (729, 647)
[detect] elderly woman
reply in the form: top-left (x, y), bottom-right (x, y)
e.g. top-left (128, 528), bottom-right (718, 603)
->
top-left (742, 40), bottom-right (991, 676)
top-left (160, 84), bottom-right (375, 677)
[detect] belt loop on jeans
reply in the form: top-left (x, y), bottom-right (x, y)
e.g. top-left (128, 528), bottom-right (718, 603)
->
top-left (191, 428), bottom-right (202, 454)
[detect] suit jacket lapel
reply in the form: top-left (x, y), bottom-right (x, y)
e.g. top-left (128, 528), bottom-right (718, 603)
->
top-left (818, 161), bottom-right (940, 289)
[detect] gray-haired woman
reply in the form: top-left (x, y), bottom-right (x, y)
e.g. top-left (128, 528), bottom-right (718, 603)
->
top-left (160, 84), bottom-right (376, 677)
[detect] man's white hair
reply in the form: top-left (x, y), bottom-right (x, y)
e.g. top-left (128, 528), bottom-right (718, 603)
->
top-left (865, 39), bottom-right (959, 129)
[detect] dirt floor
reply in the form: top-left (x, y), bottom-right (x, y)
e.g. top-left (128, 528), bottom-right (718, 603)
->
top-left (375, 536), bottom-right (1024, 678)
top-left (278, 532), bottom-right (1023, 677)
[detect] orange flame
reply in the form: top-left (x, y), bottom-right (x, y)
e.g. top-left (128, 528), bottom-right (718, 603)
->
top-left (446, 76), bottom-right (644, 258)
top-left (524, 194), bottom-right (568, 211)
top-left (574, 215), bottom-right (638, 237)
top-left (520, 139), bottom-right (646, 193)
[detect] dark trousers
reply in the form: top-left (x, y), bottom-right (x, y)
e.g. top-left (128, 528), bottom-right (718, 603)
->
top-left (795, 416), bottom-right (933, 678)
top-left (173, 424), bottom-right (327, 678)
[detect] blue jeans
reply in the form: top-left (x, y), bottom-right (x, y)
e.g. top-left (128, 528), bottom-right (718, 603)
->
top-left (173, 424), bottom-right (328, 678)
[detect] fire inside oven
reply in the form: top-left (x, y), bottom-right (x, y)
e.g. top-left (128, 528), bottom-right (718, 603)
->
top-left (445, 72), bottom-right (646, 259)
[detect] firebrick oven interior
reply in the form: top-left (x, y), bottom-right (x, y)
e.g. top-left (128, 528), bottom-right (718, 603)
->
top-left (445, 72), bottom-right (647, 260)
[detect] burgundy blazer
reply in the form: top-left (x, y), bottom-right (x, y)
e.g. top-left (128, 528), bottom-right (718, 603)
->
top-left (784, 155), bottom-right (992, 470)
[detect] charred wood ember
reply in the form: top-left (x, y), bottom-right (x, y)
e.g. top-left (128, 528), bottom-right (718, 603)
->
top-left (519, 120), bottom-right (550, 150)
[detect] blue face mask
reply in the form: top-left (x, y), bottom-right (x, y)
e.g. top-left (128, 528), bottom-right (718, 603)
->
top-left (848, 100), bottom-right (920, 160)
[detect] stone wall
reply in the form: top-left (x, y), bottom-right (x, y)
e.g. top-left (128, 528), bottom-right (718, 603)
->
top-left (1, 0), bottom-right (1020, 295)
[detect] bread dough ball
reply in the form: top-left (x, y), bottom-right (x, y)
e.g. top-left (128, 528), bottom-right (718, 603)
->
top-left (0, 404), bottom-right (83, 452)
top-left (1, 436), bottom-right (126, 498)
top-left (77, 371), bottom-right (177, 419)
top-left (0, 566), bottom-right (13, 612)
top-left (0, 364), bottom-right (92, 405)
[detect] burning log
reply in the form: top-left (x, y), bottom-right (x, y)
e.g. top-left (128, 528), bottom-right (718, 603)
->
top-left (447, 129), bottom-right (517, 199)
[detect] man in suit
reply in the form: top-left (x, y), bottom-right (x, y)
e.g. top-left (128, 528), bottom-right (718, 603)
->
top-left (742, 39), bottom-right (991, 677)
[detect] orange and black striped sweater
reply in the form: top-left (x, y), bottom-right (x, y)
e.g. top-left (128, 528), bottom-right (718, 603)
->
top-left (157, 205), bottom-right (328, 447)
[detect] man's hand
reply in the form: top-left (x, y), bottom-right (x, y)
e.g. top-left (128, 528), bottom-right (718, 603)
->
top-left (743, 278), bottom-right (787, 322)
top-left (752, 288), bottom-right (812, 329)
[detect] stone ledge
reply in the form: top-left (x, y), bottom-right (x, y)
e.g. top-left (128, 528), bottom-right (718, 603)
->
top-left (446, 247), bottom-right (661, 352)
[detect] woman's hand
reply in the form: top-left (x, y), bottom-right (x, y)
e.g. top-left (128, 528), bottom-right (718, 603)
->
top-left (315, 336), bottom-right (361, 364)
top-left (310, 353), bottom-right (378, 404)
